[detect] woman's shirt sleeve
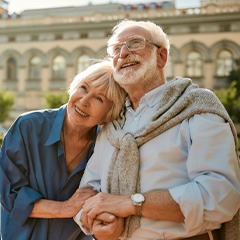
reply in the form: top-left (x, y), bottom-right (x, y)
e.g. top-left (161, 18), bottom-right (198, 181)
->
top-left (0, 120), bottom-right (43, 227)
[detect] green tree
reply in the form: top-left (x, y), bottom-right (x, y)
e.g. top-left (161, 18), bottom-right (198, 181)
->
top-left (0, 91), bottom-right (14, 122)
top-left (228, 59), bottom-right (240, 97)
top-left (214, 81), bottom-right (240, 123)
top-left (45, 92), bottom-right (69, 109)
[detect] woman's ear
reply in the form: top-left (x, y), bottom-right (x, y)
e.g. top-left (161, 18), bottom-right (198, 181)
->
top-left (157, 47), bottom-right (168, 68)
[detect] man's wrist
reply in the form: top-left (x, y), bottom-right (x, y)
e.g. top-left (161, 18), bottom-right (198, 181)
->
top-left (130, 193), bottom-right (145, 216)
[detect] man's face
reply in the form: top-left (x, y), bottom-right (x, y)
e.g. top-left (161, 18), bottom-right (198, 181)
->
top-left (111, 26), bottom-right (158, 87)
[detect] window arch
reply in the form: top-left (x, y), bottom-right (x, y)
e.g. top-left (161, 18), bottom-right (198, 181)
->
top-left (29, 56), bottom-right (41, 81)
top-left (52, 55), bottom-right (66, 80)
top-left (216, 50), bottom-right (233, 77)
top-left (6, 57), bottom-right (17, 81)
top-left (77, 54), bottom-right (91, 73)
top-left (186, 51), bottom-right (202, 77)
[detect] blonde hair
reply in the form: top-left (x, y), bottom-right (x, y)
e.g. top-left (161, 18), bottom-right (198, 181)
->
top-left (108, 19), bottom-right (170, 54)
top-left (68, 60), bottom-right (126, 122)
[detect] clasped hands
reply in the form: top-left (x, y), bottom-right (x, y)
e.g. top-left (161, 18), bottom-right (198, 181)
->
top-left (81, 192), bottom-right (132, 240)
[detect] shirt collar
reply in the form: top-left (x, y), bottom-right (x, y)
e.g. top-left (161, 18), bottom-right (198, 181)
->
top-left (45, 104), bottom-right (66, 146)
top-left (125, 82), bottom-right (169, 109)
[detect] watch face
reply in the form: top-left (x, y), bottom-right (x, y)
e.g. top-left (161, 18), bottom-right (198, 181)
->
top-left (132, 193), bottom-right (145, 204)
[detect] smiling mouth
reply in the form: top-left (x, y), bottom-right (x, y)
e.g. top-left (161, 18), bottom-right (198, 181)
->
top-left (121, 62), bottom-right (139, 69)
top-left (75, 106), bottom-right (89, 117)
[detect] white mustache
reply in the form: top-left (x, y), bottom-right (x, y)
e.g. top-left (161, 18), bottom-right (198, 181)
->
top-left (116, 55), bottom-right (142, 70)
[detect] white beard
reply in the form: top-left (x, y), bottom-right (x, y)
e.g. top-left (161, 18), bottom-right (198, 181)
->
top-left (113, 49), bottom-right (158, 86)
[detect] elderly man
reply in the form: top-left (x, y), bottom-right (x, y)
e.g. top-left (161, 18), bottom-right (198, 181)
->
top-left (75, 19), bottom-right (240, 240)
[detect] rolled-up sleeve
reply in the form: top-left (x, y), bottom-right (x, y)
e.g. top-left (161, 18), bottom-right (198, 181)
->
top-left (170, 113), bottom-right (240, 231)
top-left (11, 186), bottom-right (43, 226)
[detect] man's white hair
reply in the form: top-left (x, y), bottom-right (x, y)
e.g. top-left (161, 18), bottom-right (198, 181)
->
top-left (108, 19), bottom-right (171, 54)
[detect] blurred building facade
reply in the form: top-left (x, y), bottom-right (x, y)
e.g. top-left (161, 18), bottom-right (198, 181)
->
top-left (0, 0), bottom-right (240, 124)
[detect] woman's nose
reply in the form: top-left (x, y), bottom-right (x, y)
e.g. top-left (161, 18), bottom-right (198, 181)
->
top-left (80, 94), bottom-right (90, 106)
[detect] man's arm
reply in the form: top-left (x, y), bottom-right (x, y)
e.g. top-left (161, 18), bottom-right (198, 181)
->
top-left (82, 190), bottom-right (184, 230)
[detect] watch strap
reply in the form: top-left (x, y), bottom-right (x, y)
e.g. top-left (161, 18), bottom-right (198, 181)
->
top-left (134, 204), bottom-right (143, 216)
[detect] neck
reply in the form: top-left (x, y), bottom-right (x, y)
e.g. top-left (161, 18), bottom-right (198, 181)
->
top-left (62, 117), bottom-right (95, 173)
top-left (123, 77), bottom-right (166, 110)
top-left (64, 117), bottom-right (95, 141)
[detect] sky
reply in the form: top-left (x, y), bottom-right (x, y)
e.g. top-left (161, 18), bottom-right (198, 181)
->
top-left (7, 0), bottom-right (201, 14)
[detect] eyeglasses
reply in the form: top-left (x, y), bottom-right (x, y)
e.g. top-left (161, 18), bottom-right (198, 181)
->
top-left (107, 36), bottom-right (161, 57)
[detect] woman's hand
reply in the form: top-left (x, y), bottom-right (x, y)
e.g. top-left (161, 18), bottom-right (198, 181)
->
top-left (61, 187), bottom-right (97, 218)
top-left (30, 188), bottom-right (97, 219)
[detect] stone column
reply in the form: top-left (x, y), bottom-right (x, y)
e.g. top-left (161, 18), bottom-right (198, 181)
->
top-left (40, 65), bottom-right (51, 108)
top-left (174, 61), bottom-right (185, 77)
top-left (41, 65), bottom-right (50, 92)
top-left (18, 66), bottom-right (27, 92)
top-left (66, 64), bottom-right (75, 89)
top-left (204, 60), bottom-right (214, 89)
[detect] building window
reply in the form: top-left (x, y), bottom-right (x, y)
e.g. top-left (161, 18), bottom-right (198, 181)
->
top-left (52, 55), bottom-right (66, 80)
top-left (80, 32), bottom-right (88, 39)
top-left (6, 57), bottom-right (17, 81)
top-left (8, 36), bottom-right (16, 42)
top-left (31, 35), bottom-right (39, 41)
top-left (55, 34), bottom-right (63, 40)
top-left (149, 3), bottom-right (156, 9)
top-left (137, 4), bottom-right (145, 10)
top-left (125, 5), bottom-right (132, 10)
top-left (29, 56), bottom-right (41, 81)
top-left (77, 55), bottom-right (91, 73)
top-left (216, 50), bottom-right (233, 77)
top-left (186, 51), bottom-right (202, 77)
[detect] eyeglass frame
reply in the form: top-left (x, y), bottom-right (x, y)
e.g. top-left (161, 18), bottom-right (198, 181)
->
top-left (107, 36), bottom-right (161, 57)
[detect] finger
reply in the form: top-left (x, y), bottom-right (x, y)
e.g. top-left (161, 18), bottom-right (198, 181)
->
top-left (96, 212), bottom-right (116, 223)
top-left (86, 213), bottom-right (94, 231)
top-left (76, 187), bottom-right (97, 195)
top-left (92, 222), bottom-right (116, 236)
top-left (81, 209), bottom-right (90, 231)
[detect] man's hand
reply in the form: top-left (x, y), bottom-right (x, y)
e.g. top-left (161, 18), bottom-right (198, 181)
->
top-left (92, 213), bottom-right (124, 240)
top-left (81, 192), bottom-right (134, 230)
top-left (61, 187), bottom-right (97, 218)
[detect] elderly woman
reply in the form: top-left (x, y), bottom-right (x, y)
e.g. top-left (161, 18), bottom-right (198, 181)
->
top-left (0, 60), bottom-right (126, 240)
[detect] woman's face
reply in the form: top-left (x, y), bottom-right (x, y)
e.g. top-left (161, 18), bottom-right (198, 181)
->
top-left (67, 81), bottom-right (113, 128)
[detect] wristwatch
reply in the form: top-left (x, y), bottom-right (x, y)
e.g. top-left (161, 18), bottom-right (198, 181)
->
top-left (131, 193), bottom-right (145, 216)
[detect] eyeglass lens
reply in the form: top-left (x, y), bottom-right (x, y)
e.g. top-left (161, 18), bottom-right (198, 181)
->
top-left (108, 38), bottom-right (145, 56)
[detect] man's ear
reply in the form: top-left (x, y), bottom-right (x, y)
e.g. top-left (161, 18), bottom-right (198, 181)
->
top-left (157, 47), bottom-right (168, 68)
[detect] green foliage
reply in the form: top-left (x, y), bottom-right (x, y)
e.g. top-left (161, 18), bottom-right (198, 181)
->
top-left (214, 81), bottom-right (240, 123)
top-left (228, 59), bottom-right (240, 97)
top-left (0, 91), bottom-right (14, 123)
top-left (45, 92), bottom-right (69, 109)
top-left (0, 135), bottom-right (3, 147)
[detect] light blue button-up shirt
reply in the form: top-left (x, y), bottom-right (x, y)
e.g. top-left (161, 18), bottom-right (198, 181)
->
top-left (78, 80), bottom-right (240, 239)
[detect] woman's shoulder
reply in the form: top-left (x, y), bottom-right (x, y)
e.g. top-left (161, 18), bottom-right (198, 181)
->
top-left (9, 107), bottom-right (63, 133)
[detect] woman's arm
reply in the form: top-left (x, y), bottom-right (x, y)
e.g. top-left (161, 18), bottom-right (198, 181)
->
top-left (30, 188), bottom-right (97, 218)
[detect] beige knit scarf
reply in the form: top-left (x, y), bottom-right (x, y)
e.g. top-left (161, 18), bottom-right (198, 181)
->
top-left (106, 78), bottom-right (239, 239)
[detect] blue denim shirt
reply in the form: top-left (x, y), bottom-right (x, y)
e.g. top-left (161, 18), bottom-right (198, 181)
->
top-left (0, 105), bottom-right (96, 240)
